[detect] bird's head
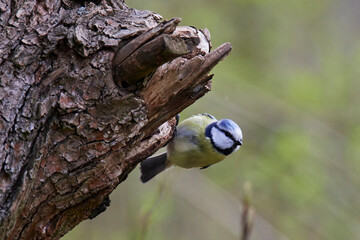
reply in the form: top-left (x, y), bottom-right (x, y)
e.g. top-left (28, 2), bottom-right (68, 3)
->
top-left (205, 119), bottom-right (243, 155)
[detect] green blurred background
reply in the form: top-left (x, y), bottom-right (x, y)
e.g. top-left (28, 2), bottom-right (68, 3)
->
top-left (64, 0), bottom-right (360, 239)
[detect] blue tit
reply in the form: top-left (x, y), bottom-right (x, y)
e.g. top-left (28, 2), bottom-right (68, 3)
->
top-left (140, 113), bottom-right (243, 183)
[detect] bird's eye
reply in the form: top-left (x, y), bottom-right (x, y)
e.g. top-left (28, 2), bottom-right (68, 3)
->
top-left (225, 132), bottom-right (231, 138)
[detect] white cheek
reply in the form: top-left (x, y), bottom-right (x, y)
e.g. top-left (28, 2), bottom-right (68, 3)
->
top-left (211, 128), bottom-right (233, 150)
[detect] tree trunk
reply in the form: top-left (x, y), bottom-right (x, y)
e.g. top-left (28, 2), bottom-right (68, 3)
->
top-left (0, 0), bottom-right (231, 239)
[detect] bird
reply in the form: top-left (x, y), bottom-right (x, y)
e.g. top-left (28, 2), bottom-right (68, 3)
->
top-left (140, 113), bottom-right (243, 183)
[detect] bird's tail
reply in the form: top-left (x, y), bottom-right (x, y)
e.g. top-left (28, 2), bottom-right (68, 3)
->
top-left (140, 152), bottom-right (169, 183)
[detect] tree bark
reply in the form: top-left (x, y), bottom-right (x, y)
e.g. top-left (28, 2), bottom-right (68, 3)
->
top-left (0, 0), bottom-right (231, 239)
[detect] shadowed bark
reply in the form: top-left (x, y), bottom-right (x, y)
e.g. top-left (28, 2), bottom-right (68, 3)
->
top-left (0, 0), bottom-right (232, 239)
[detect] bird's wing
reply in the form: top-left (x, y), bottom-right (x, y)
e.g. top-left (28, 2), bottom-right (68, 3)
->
top-left (201, 113), bottom-right (216, 120)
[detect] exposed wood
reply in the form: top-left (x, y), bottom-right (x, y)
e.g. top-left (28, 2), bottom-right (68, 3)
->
top-left (0, 0), bottom-right (232, 239)
top-left (140, 42), bottom-right (232, 135)
top-left (112, 18), bottom-right (181, 87)
top-left (113, 33), bottom-right (199, 88)
top-left (113, 18), bottom-right (181, 66)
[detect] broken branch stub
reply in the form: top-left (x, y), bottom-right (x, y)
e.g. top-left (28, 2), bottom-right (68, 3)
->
top-left (113, 18), bottom-right (202, 88)
top-left (112, 18), bottom-right (181, 66)
top-left (140, 42), bottom-right (232, 135)
top-left (113, 34), bottom-right (199, 88)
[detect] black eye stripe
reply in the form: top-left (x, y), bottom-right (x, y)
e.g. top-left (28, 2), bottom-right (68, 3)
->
top-left (214, 125), bottom-right (236, 143)
top-left (209, 124), bottom-right (239, 156)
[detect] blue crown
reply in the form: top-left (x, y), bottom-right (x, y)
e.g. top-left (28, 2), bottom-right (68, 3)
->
top-left (217, 119), bottom-right (240, 132)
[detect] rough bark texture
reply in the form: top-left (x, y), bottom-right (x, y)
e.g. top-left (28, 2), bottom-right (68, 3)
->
top-left (0, 0), bottom-right (232, 239)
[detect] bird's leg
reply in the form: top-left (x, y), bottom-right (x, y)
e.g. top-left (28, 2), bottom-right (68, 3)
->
top-left (175, 114), bottom-right (180, 126)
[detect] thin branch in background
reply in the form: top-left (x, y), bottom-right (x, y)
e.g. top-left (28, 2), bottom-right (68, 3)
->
top-left (241, 181), bottom-right (255, 240)
top-left (169, 170), bottom-right (289, 239)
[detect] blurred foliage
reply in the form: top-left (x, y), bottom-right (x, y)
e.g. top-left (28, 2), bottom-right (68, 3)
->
top-left (64, 0), bottom-right (360, 239)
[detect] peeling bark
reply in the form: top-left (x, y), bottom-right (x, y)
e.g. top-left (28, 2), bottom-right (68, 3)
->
top-left (0, 0), bottom-right (232, 239)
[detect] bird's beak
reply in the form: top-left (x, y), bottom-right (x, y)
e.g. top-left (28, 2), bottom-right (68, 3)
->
top-left (236, 141), bottom-right (243, 146)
